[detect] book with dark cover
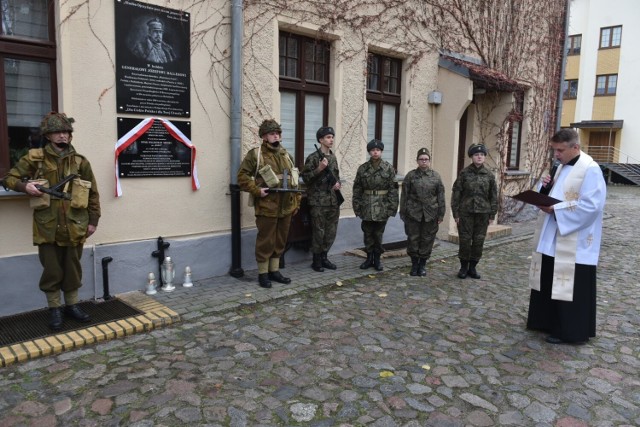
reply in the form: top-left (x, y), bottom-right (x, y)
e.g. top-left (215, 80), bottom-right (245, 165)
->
top-left (510, 190), bottom-right (561, 207)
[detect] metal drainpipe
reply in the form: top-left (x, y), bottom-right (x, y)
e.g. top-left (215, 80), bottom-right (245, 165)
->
top-left (229, 0), bottom-right (244, 278)
top-left (555, 0), bottom-right (570, 132)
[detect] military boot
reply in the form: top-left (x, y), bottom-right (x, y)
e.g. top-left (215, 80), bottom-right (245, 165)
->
top-left (417, 258), bottom-right (427, 277)
top-left (312, 253), bottom-right (324, 272)
top-left (321, 252), bottom-right (337, 270)
top-left (48, 307), bottom-right (63, 331)
top-left (373, 252), bottom-right (384, 271)
top-left (467, 261), bottom-right (481, 279)
top-left (64, 304), bottom-right (91, 322)
top-left (269, 271), bottom-right (291, 284)
top-left (258, 273), bottom-right (272, 288)
top-left (409, 256), bottom-right (419, 276)
top-left (457, 260), bottom-right (469, 279)
top-left (360, 252), bottom-right (374, 269)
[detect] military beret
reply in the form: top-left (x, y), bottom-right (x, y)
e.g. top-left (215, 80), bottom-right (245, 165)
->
top-left (367, 139), bottom-right (384, 152)
top-left (416, 148), bottom-right (430, 160)
top-left (316, 126), bottom-right (335, 141)
top-left (468, 143), bottom-right (488, 157)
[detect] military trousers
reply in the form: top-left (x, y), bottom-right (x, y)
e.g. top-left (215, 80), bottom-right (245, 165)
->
top-left (457, 213), bottom-right (491, 261)
top-left (404, 217), bottom-right (439, 259)
top-left (310, 205), bottom-right (340, 254)
top-left (361, 220), bottom-right (387, 254)
top-left (38, 243), bottom-right (84, 307)
top-left (255, 214), bottom-right (292, 263)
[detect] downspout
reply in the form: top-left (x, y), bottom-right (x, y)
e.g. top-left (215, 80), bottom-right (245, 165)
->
top-left (229, 0), bottom-right (244, 278)
top-left (555, 0), bottom-right (570, 132)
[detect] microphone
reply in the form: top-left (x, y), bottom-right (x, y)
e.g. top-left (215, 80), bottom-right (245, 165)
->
top-left (539, 160), bottom-right (560, 195)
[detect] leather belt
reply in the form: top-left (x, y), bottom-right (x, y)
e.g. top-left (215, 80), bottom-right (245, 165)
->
top-left (364, 190), bottom-right (388, 195)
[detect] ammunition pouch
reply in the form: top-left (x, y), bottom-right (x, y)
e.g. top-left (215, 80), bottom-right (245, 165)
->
top-left (70, 178), bottom-right (91, 209)
top-left (290, 167), bottom-right (300, 188)
top-left (29, 179), bottom-right (50, 210)
top-left (258, 164), bottom-right (279, 188)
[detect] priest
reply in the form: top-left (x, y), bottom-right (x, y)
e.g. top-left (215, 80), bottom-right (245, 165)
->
top-left (527, 129), bottom-right (606, 344)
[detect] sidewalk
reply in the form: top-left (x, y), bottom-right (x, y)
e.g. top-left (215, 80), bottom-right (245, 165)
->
top-left (149, 220), bottom-right (537, 320)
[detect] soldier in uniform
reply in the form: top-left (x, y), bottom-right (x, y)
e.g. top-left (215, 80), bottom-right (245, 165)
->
top-left (238, 119), bottom-right (301, 288)
top-left (3, 112), bottom-right (101, 330)
top-left (451, 143), bottom-right (497, 279)
top-left (301, 126), bottom-right (342, 272)
top-left (352, 139), bottom-right (399, 271)
top-left (400, 148), bottom-right (445, 276)
top-left (132, 18), bottom-right (177, 64)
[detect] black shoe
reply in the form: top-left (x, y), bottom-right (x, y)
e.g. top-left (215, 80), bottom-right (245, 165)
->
top-left (258, 273), bottom-right (272, 288)
top-left (48, 307), bottom-right (63, 331)
top-left (457, 260), bottom-right (469, 279)
top-left (321, 252), bottom-right (337, 270)
top-left (311, 253), bottom-right (324, 272)
top-left (373, 252), bottom-right (383, 271)
top-left (545, 335), bottom-right (587, 345)
top-left (417, 258), bottom-right (427, 277)
top-left (409, 257), bottom-right (419, 276)
top-left (467, 261), bottom-right (481, 279)
top-left (268, 271), bottom-right (291, 284)
top-left (360, 253), bottom-right (374, 269)
top-left (64, 304), bottom-right (91, 322)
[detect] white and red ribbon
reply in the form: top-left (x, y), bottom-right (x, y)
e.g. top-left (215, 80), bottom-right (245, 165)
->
top-left (114, 117), bottom-right (200, 197)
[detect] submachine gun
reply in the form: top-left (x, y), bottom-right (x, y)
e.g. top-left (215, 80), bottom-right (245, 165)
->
top-left (314, 144), bottom-right (344, 206)
top-left (28, 174), bottom-right (78, 200)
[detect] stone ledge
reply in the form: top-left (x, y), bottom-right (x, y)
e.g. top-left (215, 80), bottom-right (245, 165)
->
top-left (447, 224), bottom-right (512, 244)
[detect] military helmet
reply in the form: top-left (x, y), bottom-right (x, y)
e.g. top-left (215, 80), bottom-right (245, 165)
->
top-left (316, 126), bottom-right (335, 141)
top-left (258, 119), bottom-right (282, 137)
top-left (40, 112), bottom-right (75, 135)
top-left (468, 143), bottom-right (488, 157)
top-left (367, 139), bottom-right (384, 152)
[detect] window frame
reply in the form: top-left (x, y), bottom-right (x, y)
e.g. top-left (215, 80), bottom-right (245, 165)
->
top-left (567, 34), bottom-right (582, 55)
top-left (0, 0), bottom-right (57, 177)
top-left (278, 31), bottom-right (330, 167)
top-left (599, 25), bottom-right (622, 49)
top-left (563, 79), bottom-right (578, 99)
top-left (366, 52), bottom-right (402, 169)
top-left (506, 91), bottom-right (524, 170)
top-left (595, 74), bottom-right (617, 96)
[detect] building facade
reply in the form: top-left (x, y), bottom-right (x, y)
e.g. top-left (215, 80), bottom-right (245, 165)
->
top-left (0, 0), bottom-right (565, 316)
top-left (561, 0), bottom-right (640, 163)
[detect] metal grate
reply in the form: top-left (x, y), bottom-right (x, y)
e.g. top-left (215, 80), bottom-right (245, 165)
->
top-left (0, 299), bottom-right (143, 347)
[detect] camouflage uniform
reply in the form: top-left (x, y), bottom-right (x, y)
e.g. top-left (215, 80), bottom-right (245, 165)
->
top-left (353, 157), bottom-right (398, 265)
top-left (4, 133), bottom-right (100, 309)
top-left (451, 163), bottom-right (497, 264)
top-left (400, 166), bottom-right (445, 269)
top-left (238, 137), bottom-right (301, 284)
top-left (301, 149), bottom-right (340, 256)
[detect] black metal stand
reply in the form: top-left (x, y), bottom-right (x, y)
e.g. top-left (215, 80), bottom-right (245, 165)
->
top-left (151, 237), bottom-right (170, 284)
top-left (101, 256), bottom-right (113, 300)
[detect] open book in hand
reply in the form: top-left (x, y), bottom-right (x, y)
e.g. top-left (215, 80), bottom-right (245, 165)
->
top-left (510, 190), bottom-right (561, 207)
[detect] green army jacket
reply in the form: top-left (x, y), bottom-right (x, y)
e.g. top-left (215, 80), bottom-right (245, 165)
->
top-left (352, 158), bottom-right (399, 222)
top-left (300, 149), bottom-right (340, 207)
top-left (237, 142), bottom-right (301, 218)
top-left (400, 167), bottom-right (446, 223)
top-left (4, 144), bottom-right (101, 246)
top-left (451, 163), bottom-right (497, 218)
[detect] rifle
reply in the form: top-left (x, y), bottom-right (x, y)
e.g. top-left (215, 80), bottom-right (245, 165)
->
top-left (34, 174), bottom-right (78, 200)
top-left (266, 168), bottom-right (305, 193)
top-left (314, 144), bottom-right (344, 205)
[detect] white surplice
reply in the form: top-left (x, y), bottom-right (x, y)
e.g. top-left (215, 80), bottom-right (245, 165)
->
top-left (529, 151), bottom-right (606, 301)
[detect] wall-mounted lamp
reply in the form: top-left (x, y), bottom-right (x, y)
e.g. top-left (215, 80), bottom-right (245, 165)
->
top-left (428, 91), bottom-right (443, 105)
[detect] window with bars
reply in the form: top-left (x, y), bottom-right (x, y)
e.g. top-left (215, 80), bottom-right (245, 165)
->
top-left (599, 26), bottom-right (622, 49)
top-left (0, 0), bottom-right (57, 177)
top-left (567, 34), bottom-right (581, 55)
top-left (366, 53), bottom-right (401, 168)
top-left (563, 79), bottom-right (578, 99)
top-left (279, 32), bottom-right (330, 167)
top-left (595, 74), bottom-right (617, 96)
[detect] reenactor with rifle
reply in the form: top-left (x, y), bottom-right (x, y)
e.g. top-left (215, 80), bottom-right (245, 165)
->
top-left (301, 126), bottom-right (343, 272)
top-left (238, 119), bottom-right (301, 288)
top-left (2, 112), bottom-right (101, 330)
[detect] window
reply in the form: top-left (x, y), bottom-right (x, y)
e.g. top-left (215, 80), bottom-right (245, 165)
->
top-left (506, 91), bottom-right (524, 170)
top-left (567, 35), bottom-right (581, 55)
top-left (563, 79), bottom-right (578, 99)
top-left (279, 32), bottom-right (330, 167)
top-left (595, 74), bottom-right (617, 95)
top-left (599, 26), bottom-right (622, 49)
top-left (0, 0), bottom-right (57, 177)
top-left (366, 53), bottom-right (401, 167)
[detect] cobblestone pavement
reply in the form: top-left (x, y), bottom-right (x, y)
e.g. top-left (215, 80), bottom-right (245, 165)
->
top-left (1, 186), bottom-right (638, 427)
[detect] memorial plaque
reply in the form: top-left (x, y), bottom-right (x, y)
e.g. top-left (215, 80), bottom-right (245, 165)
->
top-left (115, 0), bottom-right (190, 117)
top-left (117, 118), bottom-right (192, 178)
